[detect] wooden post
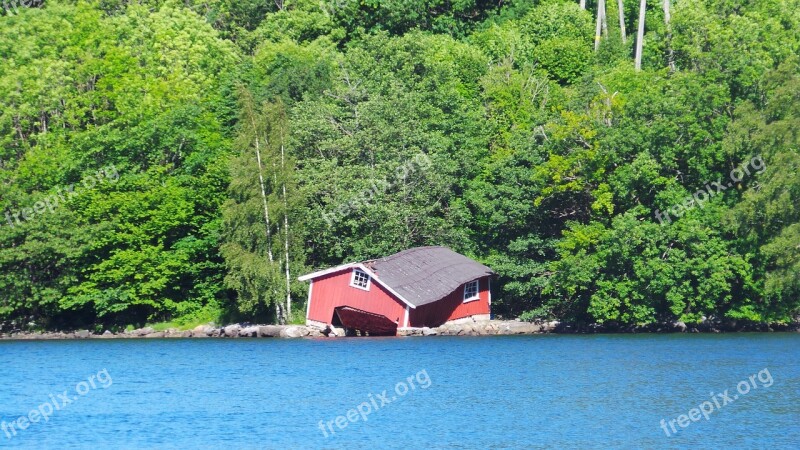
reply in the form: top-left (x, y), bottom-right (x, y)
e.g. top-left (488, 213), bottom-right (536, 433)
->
top-left (634, 0), bottom-right (646, 70)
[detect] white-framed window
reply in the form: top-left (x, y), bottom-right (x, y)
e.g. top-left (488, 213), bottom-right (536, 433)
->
top-left (463, 279), bottom-right (480, 303)
top-left (350, 268), bottom-right (371, 291)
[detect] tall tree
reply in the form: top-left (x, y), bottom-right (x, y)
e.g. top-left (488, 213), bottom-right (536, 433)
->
top-left (594, 0), bottom-right (606, 51)
top-left (265, 100), bottom-right (294, 323)
top-left (634, 0), bottom-right (646, 70)
top-left (221, 94), bottom-right (296, 323)
top-left (240, 87), bottom-right (275, 264)
top-left (663, 0), bottom-right (675, 71)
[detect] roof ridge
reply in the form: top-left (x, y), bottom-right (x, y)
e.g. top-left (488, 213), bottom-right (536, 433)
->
top-left (375, 245), bottom-right (449, 262)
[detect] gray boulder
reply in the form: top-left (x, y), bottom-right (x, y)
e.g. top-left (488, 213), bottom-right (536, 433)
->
top-left (329, 327), bottom-right (346, 337)
top-left (135, 327), bottom-right (155, 337)
top-left (95, 330), bottom-right (115, 339)
top-left (307, 328), bottom-right (323, 337)
top-left (192, 325), bottom-right (214, 337)
top-left (280, 326), bottom-right (308, 338)
top-left (223, 324), bottom-right (241, 337)
top-left (239, 326), bottom-right (259, 338)
top-left (258, 325), bottom-right (283, 337)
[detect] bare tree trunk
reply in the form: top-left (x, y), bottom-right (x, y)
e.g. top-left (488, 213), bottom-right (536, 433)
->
top-left (580, 0), bottom-right (586, 10)
top-left (618, 0), bottom-right (627, 43)
top-left (239, 90), bottom-right (275, 264)
top-left (601, 0), bottom-right (608, 38)
top-left (634, 0), bottom-right (646, 71)
top-left (595, 0), bottom-right (603, 51)
top-left (251, 121), bottom-right (274, 264)
top-left (281, 145), bottom-right (292, 320)
top-left (664, 0), bottom-right (675, 72)
top-left (275, 302), bottom-right (285, 325)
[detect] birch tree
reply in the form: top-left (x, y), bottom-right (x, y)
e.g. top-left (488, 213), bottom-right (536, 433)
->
top-left (263, 100), bottom-right (295, 324)
top-left (241, 87), bottom-right (274, 264)
top-left (221, 92), bottom-right (296, 323)
top-left (601, 0), bottom-right (608, 38)
top-left (634, 0), bottom-right (646, 70)
top-left (594, 0), bottom-right (607, 51)
top-left (664, 0), bottom-right (675, 71)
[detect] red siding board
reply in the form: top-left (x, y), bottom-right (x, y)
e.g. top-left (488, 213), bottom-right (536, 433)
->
top-left (408, 276), bottom-right (491, 327)
top-left (307, 270), bottom-right (407, 326)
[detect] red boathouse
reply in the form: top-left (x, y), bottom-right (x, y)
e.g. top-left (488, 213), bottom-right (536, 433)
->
top-left (299, 246), bottom-right (494, 336)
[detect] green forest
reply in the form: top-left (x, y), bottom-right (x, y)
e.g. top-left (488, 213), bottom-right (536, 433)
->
top-left (1, 0), bottom-right (798, 331)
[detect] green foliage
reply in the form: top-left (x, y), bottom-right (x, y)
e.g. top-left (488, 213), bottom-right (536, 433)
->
top-left (326, 0), bottom-right (505, 39)
top-left (547, 209), bottom-right (755, 324)
top-left (0, 1), bottom-right (235, 329)
top-left (1, 0), bottom-right (799, 331)
top-left (535, 37), bottom-right (593, 84)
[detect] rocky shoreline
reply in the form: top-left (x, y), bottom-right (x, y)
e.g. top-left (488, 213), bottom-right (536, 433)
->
top-left (0, 320), bottom-right (555, 340)
top-left (1, 319), bottom-right (797, 340)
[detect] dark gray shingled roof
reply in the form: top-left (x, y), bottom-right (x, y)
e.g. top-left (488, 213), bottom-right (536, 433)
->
top-left (367, 246), bottom-right (494, 307)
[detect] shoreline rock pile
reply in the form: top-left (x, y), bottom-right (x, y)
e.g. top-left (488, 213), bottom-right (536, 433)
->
top-left (1, 318), bottom-right (797, 340)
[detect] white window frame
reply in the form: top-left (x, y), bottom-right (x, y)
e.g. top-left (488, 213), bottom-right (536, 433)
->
top-left (350, 268), bottom-right (371, 291)
top-left (463, 279), bottom-right (480, 303)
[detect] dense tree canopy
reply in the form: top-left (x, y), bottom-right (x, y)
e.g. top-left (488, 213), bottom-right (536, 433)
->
top-left (1, 0), bottom-right (798, 330)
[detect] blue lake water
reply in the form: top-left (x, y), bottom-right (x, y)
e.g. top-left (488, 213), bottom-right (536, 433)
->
top-left (1, 334), bottom-right (798, 449)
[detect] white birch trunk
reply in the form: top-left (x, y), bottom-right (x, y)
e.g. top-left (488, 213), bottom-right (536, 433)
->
top-left (664, 0), bottom-right (675, 71)
top-left (618, 0), bottom-right (627, 43)
top-left (595, 0), bottom-right (604, 51)
top-left (601, 0), bottom-right (608, 37)
top-left (252, 129), bottom-right (274, 263)
top-left (635, 0), bottom-right (646, 71)
top-left (281, 144), bottom-right (291, 320)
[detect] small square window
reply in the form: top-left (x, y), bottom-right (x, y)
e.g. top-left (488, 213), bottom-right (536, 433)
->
top-left (463, 280), bottom-right (480, 302)
top-left (350, 269), bottom-right (371, 291)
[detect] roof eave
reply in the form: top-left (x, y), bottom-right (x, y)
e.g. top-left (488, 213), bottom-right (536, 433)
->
top-left (297, 262), bottom-right (358, 281)
top-left (298, 263), bottom-right (417, 309)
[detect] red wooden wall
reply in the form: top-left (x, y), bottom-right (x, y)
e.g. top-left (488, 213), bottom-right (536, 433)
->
top-left (307, 269), bottom-right (491, 330)
top-left (408, 276), bottom-right (491, 327)
top-left (307, 269), bottom-right (407, 326)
